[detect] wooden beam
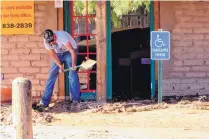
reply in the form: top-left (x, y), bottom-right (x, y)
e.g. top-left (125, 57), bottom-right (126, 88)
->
top-left (154, 1), bottom-right (160, 80)
top-left (154, 1), bottom-right (160, 30)
top-left (96, 1), bottom-right (107, 102)
top-left (57, 8), bottom-right (65, 100)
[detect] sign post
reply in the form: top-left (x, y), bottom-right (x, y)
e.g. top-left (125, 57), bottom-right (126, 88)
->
top-left (158, 60), bottom-right (162, 103)
top-left (151, 29), bottom-right (170, 103)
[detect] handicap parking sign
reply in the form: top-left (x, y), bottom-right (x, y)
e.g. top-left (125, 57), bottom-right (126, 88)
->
top-left (151, 31), bottom-right (170, 60)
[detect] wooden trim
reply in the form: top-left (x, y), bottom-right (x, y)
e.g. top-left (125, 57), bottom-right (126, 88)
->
top-left (150, 1), bottom-right (156, 99)
top-left (106, 1), bottom-right (112, 100)
top-left (154, 1), bottom-right (160, 30)
top-left (154, 1), bottom-right (160, 80)
top-left (57, 8), bottom-right (65, 100)
top-left (63, 1), bottom-right (71, 98)
top-left (96, 1), bottom-right (107, 102)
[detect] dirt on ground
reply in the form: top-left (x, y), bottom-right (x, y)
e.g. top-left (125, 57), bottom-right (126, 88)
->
top-left (1, 97), bottom-right (209, 139)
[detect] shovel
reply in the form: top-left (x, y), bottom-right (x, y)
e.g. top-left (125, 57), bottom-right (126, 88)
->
top-left (62, 59), bottom-right (97, 72)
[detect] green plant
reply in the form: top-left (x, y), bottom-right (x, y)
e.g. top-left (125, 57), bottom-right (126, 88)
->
top-left (73, 1), bottom-right (150, 28)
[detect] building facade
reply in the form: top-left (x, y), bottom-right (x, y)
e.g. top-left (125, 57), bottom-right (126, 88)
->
top-left (1, 1), bottom-right (209, 103)
top-left (160, 1), bottom-right (209, 97)
top-left (1, 1), bottom-right (59, 101)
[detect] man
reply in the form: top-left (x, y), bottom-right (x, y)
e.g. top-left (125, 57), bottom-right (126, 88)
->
top-left (36, 29), bottom-right (81, 112)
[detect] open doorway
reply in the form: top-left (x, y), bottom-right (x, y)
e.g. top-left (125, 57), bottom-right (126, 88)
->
top-left (110, 1), bottom-right (151, 101)
top-left (70, 1), bottom-right (151, 101)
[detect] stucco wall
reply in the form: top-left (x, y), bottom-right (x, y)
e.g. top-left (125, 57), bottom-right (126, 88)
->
top-left (160, 1), bottom-right (209, 96)
top-left (1, 1), bottom-right (58, 98)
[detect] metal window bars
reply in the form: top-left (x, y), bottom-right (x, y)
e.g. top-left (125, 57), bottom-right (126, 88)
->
top-left (71, 1), bottom-right (97, 93)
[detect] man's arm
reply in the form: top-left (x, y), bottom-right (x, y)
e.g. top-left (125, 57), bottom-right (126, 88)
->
top-left (65, 42), bottom-right (76, 70)
top-left (48, 49), bottom-right (63, 70)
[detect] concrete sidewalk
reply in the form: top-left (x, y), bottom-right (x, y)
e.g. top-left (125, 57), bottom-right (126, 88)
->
top-left (1, 125), bottom-right (209, 139)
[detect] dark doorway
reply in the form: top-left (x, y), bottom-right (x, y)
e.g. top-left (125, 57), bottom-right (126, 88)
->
top-left (112, 27), bottom-right (151, 101)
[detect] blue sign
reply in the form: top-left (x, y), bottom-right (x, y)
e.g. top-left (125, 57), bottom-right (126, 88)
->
top-left (151, 31), bottom-right (170, 60)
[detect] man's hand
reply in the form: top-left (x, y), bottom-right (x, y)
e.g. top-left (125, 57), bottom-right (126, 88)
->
top-left (58, 65), bottom-right (65, 73)
top-left (58, 64), bottom-right (65, 73)
top-left (71, 66), bottom-right (76, 71)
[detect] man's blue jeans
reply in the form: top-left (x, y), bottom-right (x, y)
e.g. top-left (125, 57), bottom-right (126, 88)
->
top-left (41, 51), bottom-right (80, 106)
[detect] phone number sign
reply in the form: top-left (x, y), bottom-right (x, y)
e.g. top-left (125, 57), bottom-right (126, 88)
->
top-left (1, 1), bottom-right (34, 35)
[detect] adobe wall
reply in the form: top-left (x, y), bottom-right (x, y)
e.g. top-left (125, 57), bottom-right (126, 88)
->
top-left (160, 1), bottom-right (209, 96)
top-left (1, 1), bottom-right (59, 98)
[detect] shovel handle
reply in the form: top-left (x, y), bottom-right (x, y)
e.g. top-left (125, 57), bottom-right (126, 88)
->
top-left (63, 65), bottom-right (81, 72)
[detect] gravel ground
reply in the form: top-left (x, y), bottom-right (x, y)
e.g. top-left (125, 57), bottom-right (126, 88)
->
top-left (1, 97), bottom-right (209, 139)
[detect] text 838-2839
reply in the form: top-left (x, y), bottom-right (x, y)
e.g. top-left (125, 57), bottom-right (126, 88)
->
top-left (2, 23), bottom-right (33, 28)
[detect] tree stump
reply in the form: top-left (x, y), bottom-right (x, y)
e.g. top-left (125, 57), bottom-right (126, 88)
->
top-left (12, 77), bottom-right (33, 139)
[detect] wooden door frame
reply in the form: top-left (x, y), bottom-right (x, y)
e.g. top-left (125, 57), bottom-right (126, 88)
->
top-left (57, 6), bottom-right (65, 100)
top-left (57, 1), bottom-right (159, 101)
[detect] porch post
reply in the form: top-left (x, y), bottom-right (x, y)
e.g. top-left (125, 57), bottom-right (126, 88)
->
top-left (57, 6), bottom-right (65, 100)
top-left (96, 1), bottom-right (107, 102)
top-left (154, 1), bottom-right (160, 80)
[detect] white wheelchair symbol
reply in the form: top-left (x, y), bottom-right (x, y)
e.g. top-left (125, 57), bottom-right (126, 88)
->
top-left (155, 34), bottom-right (166, 48)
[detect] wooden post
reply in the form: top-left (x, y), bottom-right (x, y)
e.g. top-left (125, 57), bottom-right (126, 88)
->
top-left (12, 77), bottom-right (33, 139)
top-left (57, 7), bottom-right (65, 100)
top-left (96, 1), bottom-right (107, 102)
top-left (154, 1), bottom-right (160, 80)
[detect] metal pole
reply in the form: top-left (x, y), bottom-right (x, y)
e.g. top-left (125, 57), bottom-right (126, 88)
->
top-left (158, 29), bottom-right (163, 104)
top-left (158, 60), bottom-right (162, 103)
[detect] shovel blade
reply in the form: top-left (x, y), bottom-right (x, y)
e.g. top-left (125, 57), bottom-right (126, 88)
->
top-left (80, 59), bottom-right (97, 70)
